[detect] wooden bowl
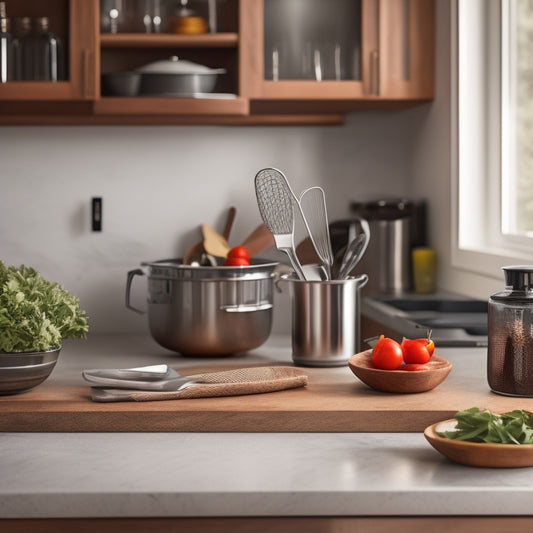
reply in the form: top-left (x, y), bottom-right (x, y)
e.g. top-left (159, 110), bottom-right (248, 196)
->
top-left (348, 349), bottom-right (452, 393)
top-left (424, 419), bottom-right (533, 468)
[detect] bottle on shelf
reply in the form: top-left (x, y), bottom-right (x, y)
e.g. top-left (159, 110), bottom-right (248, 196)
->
top-left (0, 1), bottom-right (14, 83)
top-left (12, 16), bottom-right (32, 80)
top-left (171, 0), bottom-right (208, 34)
top-left (31, 16), bottom-right (63, 82)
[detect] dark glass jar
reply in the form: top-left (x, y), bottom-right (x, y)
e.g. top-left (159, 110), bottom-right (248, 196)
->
top-left (488, 266), bottom-right (533, 396)
top-left (0, 1), bottom-right (14, 82)
top-left (32, 17), bottom-right (63, 81)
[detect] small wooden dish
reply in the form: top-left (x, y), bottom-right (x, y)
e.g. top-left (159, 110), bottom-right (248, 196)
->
top-left (424, 419), bottom-right (533, 468)
top-left (348, 349), bottom-right (452, 393)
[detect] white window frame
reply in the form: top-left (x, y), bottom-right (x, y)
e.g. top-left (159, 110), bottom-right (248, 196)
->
top-left (452, 0), bottom-right (533, 280)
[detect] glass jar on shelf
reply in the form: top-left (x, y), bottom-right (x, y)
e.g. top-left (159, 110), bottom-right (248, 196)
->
top-left (0, 1), bottom-right (14, 83)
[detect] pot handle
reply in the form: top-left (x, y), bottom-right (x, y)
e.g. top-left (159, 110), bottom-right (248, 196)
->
top-left (273, 264), bottom-right (293, 293)
top-left (125, 268), bottom-right (146, 314)
top-left (354, 273), bottom-right (369, 288)
top-left (221, 303), bottom-right (273, 313)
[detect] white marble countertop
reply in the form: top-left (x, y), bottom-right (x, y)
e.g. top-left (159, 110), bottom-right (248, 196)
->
top-left (1, 334), bottom-right (533, 519)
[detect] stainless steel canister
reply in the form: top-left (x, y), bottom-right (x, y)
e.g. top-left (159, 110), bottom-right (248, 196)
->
top-left (349, 199), bottom-right (423, 294)
top-left (126, 259), bottom-right (278, 356)
top-left (277, 273), bottom-right (368, 367)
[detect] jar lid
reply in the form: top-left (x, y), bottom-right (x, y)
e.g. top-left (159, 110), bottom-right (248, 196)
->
top-left (350, 198), bottom-right (414, 220)
top-left (136, 56), bottom-right (225, 75)
top-left (502, 265), bottom-right (533, 291)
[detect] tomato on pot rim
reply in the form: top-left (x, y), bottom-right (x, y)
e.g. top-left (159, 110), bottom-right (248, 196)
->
top-left (226, 246), bottom-right (250, 261)
top-left (224, 256), bottom-right (249, 267)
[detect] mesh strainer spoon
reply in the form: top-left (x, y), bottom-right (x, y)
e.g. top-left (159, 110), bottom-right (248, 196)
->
top-left (254, 167), bottom-right (306, 280)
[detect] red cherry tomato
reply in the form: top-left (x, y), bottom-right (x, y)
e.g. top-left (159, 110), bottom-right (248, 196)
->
top-left (402, 363), bottom-right (430, 371)
top-left (224, 256), bottom-right (249, 266)
top-left (401, 338), bottom-right (431, 364)
top-left (414, 332), bottom-right (435, 356)
top-left (227, 246), bottom-right (250, 261)
top-left (371, 335), bottom-right (404, 370)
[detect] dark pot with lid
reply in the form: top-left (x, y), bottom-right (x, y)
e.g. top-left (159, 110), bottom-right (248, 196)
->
top-left (126, 258), bottom-right (278, 356)
top-left (136, 56), bottom-right (225, 96)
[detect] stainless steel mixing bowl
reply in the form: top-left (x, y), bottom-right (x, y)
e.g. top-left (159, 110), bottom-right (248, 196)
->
top-left (126, 259), bottom-right (278, 356)
top-left (0, 346), bottom-right (60, 395)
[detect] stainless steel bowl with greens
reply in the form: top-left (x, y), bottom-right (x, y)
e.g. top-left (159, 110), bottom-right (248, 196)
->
top-left (0, 261), bottom-right (88, 394)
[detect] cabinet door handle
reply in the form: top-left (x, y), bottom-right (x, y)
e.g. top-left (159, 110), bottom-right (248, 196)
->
top-left (370, 50), bottom-right (380, 96)
top-left (82, 49), bottom-right (95, 99)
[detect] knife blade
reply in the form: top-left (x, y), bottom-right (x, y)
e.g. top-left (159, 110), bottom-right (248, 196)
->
top-left (90, 380), bottom-right (198, 402)
top-left (82, 364), bottom-right (199, 390)
top-left (83, 364), bottom-right (173, 381)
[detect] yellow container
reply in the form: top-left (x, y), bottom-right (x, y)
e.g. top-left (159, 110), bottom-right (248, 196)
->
top-left (172, 16), bottom-right (208, 34)
top-left (412, 247), bottom-right (437, 293)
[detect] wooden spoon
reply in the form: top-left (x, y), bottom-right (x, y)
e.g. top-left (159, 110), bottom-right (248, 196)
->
top-left (295, 236), bottom-right (320, 265)
top-left (183, 207), bottom-right (236, 264)
top-left (241, 223), bottom-right (275, 257)
top-left (222, 206), bottom-right (236, 242)
top-left (202, 223), bottom-right (231, 257)
top-left (183, 239), bottom-right (205, 265)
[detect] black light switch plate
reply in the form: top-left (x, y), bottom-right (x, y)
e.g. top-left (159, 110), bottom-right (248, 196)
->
top-left (92, 197), bottom-right (102, 232)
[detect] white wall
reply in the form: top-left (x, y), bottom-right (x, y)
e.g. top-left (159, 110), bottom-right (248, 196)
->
top-left (0, 111), bottom-right (418, 335)
top-left (3, 0), bottom-right (497, 339)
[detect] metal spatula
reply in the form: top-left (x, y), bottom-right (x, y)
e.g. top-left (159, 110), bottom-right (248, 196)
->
top-left (254, 167), bottom-right (306, 280)
top-left (299, 186), bottom-right (334, 280)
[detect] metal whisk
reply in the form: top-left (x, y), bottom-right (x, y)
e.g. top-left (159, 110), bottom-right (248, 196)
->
top-left (254, 168), bottom-right (306, 280)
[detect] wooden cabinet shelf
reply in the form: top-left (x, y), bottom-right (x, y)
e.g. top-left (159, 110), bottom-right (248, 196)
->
top-left (94, 95), bottom-right (248, 115)
top-left (0, 0), bottom-right (435, 125)
top-left (99, 33), bottom-right (239, 49)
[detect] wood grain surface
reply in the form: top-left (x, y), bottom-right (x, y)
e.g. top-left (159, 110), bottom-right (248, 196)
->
top-left (2, 355), bottom-right (533, 433)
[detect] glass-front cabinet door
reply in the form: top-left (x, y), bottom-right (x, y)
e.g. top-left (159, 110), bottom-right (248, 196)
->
top-left (0, 0), bottom-right (98, 101)
top-left (240, 0), bottom-right (433, 103)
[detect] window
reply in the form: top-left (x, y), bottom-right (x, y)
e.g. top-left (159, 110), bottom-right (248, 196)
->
top-left (503, 0), bottom-right (533, 238)
top-left (453, 0), bottom-right (533, 277)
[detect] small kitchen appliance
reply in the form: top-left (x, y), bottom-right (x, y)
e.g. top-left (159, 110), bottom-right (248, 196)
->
top-left (488, 265), bottom-right (533, 397)
top-left (335, 198), bottom-right (426, 294)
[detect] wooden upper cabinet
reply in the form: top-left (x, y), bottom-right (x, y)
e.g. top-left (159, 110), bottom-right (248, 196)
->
top-left (0, 0), bottom-right (433, 123)
top-left (95, 0), bottom-right (248, 116)
top-left (378, 0), bottom-right (434, 100)
top-left (240, 0), bottom-right (434, 105)
top-left (0, 0), bottom-right (98, 102)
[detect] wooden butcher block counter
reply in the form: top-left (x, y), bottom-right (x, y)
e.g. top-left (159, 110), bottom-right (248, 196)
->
top-left (1, 334), bottom-right (532, 433)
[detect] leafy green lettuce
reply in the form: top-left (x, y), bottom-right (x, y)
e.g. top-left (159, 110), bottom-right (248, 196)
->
top-left (0, 261), bottom-right (89, 353)
top-left (438, 407), bottom-right (533, 444)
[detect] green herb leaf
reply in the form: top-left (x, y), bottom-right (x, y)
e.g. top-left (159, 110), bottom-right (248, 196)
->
top-left (438, 407), bottom-right (533, 445)
top-left (0, 261), bottom-right (89, 353)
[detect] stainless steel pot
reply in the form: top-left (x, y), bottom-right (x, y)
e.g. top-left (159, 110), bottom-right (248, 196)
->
top-left (126, 259), bottom-right (278, 356)
top-left (136, 56), bottom-right (225, 96)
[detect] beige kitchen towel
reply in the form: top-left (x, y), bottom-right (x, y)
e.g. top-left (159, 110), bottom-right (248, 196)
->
top-left (91, 366), bottom-right (308, 402)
